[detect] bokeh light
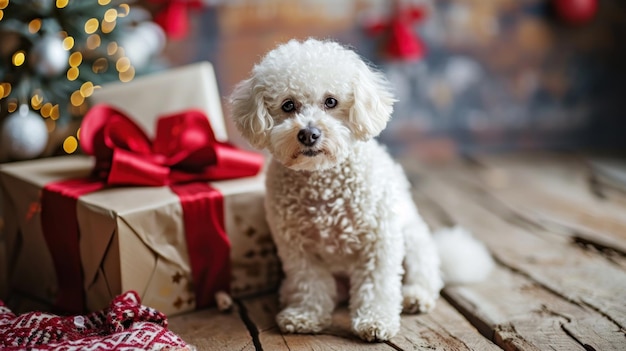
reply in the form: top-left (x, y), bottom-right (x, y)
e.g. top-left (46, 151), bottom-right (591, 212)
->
top-left (67, 66), bottom-right (79, 81)
top-left (12, 51), bottom-right (25, 66)
top-left (119, 4), bottom-right (130, 17)
top-left (62, 36), bottom-right (74, 50)
top-left (41, 102), bottom-right (53, 118)
top-left (63, 136), bottom-right (78, 154)
top-left (115, 57), bottom-right (131, 72)
top-left (69, 52), bottom-right (82, 67)
top-left (84, 18), bottom-right (99, 34)
top-left (80, 81), bottom-right (94, 97)
top-left (102, 18), bottom-right (116, 33)
top-left (31, 94), bottom-right (44, 110)
top-left (107, 42), bottom-right (118, 55)
top-left (50, 104), bottom-right (60, 120)
top-left (28, 19), bottom-right (42, 33)
top-left (70, 90), bottom-right (84, 106)
top-left (87, 34), bottom-right (101, 49)
top-left (7, 100), bottom-right (17, 113)
top-left (104, 9), bottom-right (117, 22)
top-left (119, 66), bottom-right (135, 82)
top-left (0, 82), bottom-right (10, 97)
top-left (92, 58), bottom-right (108, 73)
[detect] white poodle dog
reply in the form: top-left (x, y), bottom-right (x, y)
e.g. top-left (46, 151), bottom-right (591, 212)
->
top-left (229, 38), bottom-right (493, 342)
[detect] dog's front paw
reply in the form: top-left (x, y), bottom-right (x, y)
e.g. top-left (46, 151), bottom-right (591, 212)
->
top-left (276, 306), bottom-right (331, 334)
top-left (402, 284), bottom-right (439, 314)
top-left (352, 314), bottom-right (400, 342)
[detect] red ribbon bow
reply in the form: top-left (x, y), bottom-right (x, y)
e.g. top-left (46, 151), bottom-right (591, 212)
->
top-left (80, 104), bottom-right (264, 186)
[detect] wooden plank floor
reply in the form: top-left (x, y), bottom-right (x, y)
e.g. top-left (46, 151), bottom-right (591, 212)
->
top-left (169, 153), bottom-right (626, 350)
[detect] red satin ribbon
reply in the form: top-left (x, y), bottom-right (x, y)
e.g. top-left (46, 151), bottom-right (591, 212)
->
top-left (40, 104), bottom-right (263, 313)
top-left (171, 183), bottom-right (230, 308)
top-left (41, 179), bottom-right (106, 315)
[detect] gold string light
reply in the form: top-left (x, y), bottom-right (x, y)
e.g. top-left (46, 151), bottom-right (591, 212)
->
top-left (62, 36), bottom-right (75, 50)
top-left (28, 19), bottom-right (42, 33)
top-left (12, 51), bottom-right (25, 66)
top-left (119, 66), bottom-right (135, 82)
top-left (30, 93), bottom-right (44, 110)
top-left (104, 8), bottom-right (117, 22)
top-left (118, 4), bottom-right (130, 17)
top-left (67, 66), bottom-right (79, 81)
top-left (40, 102), bottom-right (53, 118)
top-left (67, 51), bottom-right (82, 81)
top-left (92, 57), bottom-right (108, 73)
top-left (69, 52), bottom-right (82, 66)
top-left (63, 136), bottom-right (78, 153)
top-left (115, 56), bottom-right (130, 72)
top-left (86, 34), bottom-right (101, 49)
top-left (0, 1), bottom-right (7, 22)
top-left (84, 18), bottom-right (99, 34)
top-left (7, 100), bottom-right (18, 112)
top-left (107, 42), bottom-right (118, 55)
top-left (70, 90), bottom-right (84, 106)
top-left (2, 0), bottom-right (140, 155)
top-left (50, 104), bottom-right (60, 120)
top-left (0, 82), bottom-right (10, 98)
top-left (101, 18), bottom-right (116, 33)
top-left (80, 81), bottom-right (94, 97)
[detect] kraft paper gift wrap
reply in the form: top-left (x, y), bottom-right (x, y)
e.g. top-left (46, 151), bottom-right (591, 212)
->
top-left (0, 62), bottom-right (280, 316)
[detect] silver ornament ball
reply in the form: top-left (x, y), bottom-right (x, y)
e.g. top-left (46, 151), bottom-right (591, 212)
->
top-left (1, 105), bottom-right (49, 160)
top-left (29, 35), bottom-right (69, 77)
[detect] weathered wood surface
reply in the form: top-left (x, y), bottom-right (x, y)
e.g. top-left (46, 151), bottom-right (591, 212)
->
top-left (170, 154), bottom-right (626, 350)
top-left (169, 292), bottom-right (498, 351)
top-left (167, 304), bottom-right (255, 351)
top-left (239, 293), bottom-right (499, 351)
top-left (405, 154), bottom-right (626, 350)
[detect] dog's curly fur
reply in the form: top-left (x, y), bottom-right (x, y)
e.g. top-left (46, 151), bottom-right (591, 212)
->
top-left (229, 38), bottom-right (493, 342)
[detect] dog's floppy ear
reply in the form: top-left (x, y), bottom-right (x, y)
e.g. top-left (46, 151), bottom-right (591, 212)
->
top-left (348, 61), bottom-right (395, 140)
top-left (229, 77), bottom-right (273, 149)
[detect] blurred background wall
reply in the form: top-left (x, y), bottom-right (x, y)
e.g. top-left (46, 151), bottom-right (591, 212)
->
top-left (1, 0), bottom-right (625, 161)
top-left (154, 0), bottom-right (626, 160)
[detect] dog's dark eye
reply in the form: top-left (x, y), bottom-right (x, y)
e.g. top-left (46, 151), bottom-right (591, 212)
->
top-left (324, 97), bottom-right (338, 109)
top-left (281, 100), bottom-right (295, 113)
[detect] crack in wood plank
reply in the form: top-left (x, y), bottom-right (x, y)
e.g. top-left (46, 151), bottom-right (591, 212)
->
top-left (440, 290), bottom-right (495, 343)
top-left (235, 298), bottom-right (264, 351)
top-left (560, 323), bottom-right (598, 351)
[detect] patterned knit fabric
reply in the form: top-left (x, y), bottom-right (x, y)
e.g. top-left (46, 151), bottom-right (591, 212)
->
top-left (0, 291), bottom-right (193, 351)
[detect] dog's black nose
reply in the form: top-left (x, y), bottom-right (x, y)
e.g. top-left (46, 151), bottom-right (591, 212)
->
top-left (297, 126), bottom-right (321, 146)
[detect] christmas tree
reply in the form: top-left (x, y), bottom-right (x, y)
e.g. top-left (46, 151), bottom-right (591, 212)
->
top-left (0, 0), bottom-right (164, 160)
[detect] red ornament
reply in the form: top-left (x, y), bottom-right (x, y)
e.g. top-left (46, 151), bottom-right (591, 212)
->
top-left (365, 5), bottom-right (427, 62)
top-left (149, 0), bottom-right (204, 39)
top-left (553, 0), bottom-right (598, 25)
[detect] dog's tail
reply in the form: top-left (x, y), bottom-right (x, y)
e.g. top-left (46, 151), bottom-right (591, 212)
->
top-left (433, 226), bottom-right (495, 285)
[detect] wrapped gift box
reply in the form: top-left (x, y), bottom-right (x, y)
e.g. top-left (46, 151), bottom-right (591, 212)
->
top-left (0, 62), bottom-right (281, 316)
